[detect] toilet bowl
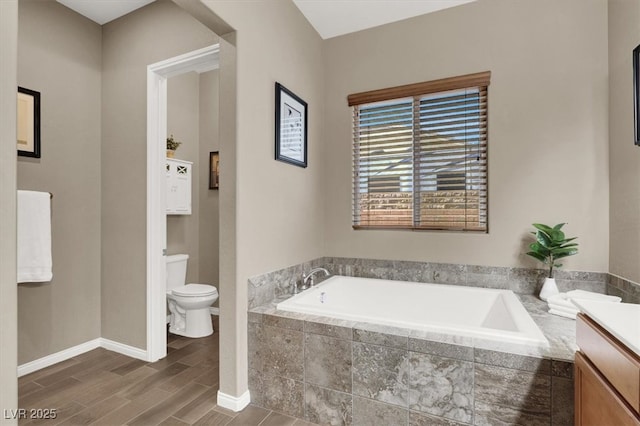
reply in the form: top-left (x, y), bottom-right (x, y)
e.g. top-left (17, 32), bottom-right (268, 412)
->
top-left (166, 254), bottom-right (218, 338)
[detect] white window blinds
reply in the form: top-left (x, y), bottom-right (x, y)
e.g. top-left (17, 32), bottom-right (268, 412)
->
top-left (350, 72), bottom-right (490, 232)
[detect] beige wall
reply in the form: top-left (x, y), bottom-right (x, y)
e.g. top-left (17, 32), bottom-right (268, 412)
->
top-left (167, 72), bottom-right (202, 285)
top-left (323, 0), bottom-right (610, 273)
top-left (0, 0), bottom-right (18, 418)
top-left (17, 0), bottom-right (102, 364)
top-left (101, 0), bottom-right (217, 348)
top-left (203, 0), bottom-right (325, 396)
top-left (609, 0), bottom-right (640, 284)
top-left (198, 70), bottom-right (220, 287)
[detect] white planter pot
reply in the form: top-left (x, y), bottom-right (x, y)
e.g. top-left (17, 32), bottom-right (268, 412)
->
top-left (539, 277), bottom-right (559, 301)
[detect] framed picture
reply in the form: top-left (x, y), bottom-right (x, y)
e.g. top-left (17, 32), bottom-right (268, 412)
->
top-left (275, 82), bottom-right (307, 168)
top-left (17, 87), bottom-right (41, 158)
top-left (209, 151), bottom-right (219, 190)
top-left (634, 44), bottom-right (640, 146)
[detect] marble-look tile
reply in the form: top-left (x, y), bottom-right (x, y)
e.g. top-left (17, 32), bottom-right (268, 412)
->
top-left (248, 278), bottom-right (275, 309)
top-left (431, 263), bottom-right (466, 285)
top-left (305, 334), bottom-right (352, 393)
top-left (248, 311), bottom-right (263, 324)
top-left (248, 322), bottom-right (265, 372)
top-left (248, 368), bottom-right (264, 407)
top-left (408, 411), bottom-right (469, 426)
top-left (353, 329), bottom-right (408, 350)
top-left (474, 348), bottom-right (551, 374)
top-left (474, 364), bottom-right (550, 425)
top-left (263, 314), bottom-right (304, 331)
top-left (551, 360), bottom-right (573, 379)
top-left (507, 267), bottom-right (546, 295)
top-left (474, 400), bottom-right (549, 426)
top-left (554, 270), bottom-right (607, 282)
top-left (408, 352), bottom-right (474, 424)
top-left (262, 325), bottom-right (304, 380)
top-left (305, 384), bottom-right (352, 426)
top-left (606, 284), bottom-right (625, 300)
top-left (250, 370), bottom-right (304, 419)
top-left (352, 342), bottom-right (410, 407)
top-left (465, 265), bottom-right (509, 290)
top-left (409, 339), bottom-right (473, 362)
top-left (352, 396), bottom-right (408, 426)
top-left (304, 321), bottom-right (352, 340)
top-left (551, 377), bottom-right (573, 426)
top-left (556, 279), bottom-right (606, 294)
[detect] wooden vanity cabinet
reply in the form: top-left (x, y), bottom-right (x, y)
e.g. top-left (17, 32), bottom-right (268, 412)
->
top-left (575, 313), bottom-right (640, 425)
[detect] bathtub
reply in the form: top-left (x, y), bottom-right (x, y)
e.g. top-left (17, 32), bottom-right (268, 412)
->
top-left (277, 275), bottom-right (548, 346)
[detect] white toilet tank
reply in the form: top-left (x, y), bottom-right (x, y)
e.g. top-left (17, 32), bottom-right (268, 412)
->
top-left (166, 254), bottom-right (188, 291)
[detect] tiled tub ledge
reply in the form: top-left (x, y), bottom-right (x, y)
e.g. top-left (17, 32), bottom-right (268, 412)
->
top-left (247, 256), bottom-right (609, 310)
top-left (248, 296), bottom-right (576, 426)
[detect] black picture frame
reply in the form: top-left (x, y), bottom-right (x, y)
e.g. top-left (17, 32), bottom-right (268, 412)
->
top-left (17, 86), bottom-right (41, 158)
top-left (275, 82), bottom-right (307, 168)
top-left (634, 45), bottom-right (640, 146)
top-left (209, 151), bottom-right (219, 190)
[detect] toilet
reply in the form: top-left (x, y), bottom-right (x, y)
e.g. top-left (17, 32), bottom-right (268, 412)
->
top-left (165, 254), bottom-right (218, 338)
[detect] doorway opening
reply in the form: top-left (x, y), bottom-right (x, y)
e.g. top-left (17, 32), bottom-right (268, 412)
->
top-left (146, 44), bottom-right (220, 362)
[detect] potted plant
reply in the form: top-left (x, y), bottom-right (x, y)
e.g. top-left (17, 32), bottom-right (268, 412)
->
top-left (166, 134), bottom-right (181, 158)
top-left (526, 223), bottom-right (579, 301)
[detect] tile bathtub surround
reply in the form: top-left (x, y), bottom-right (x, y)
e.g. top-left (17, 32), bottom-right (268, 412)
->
top-left (607, 274), bottom-right (640, 304)
top-left (323, 257), bottom-right (608, 296)
top-left (247, 307), bottom-right (575, 425)
top-left (248, 257), bottom-right (608, 308)
top-left (248, 258), bottom-right (326, 309)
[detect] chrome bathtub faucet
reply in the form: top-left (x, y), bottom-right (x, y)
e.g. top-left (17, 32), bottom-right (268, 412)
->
top-left (302, 267), bottom-right (330, 289)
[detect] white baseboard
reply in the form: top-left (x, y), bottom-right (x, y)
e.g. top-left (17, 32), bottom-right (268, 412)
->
top-left (217, 390), bottom-right (250, 412)
top-left (18, 339), bottom-right (101, 377)
top-left (99, 338), bottom-right (148, 361)
top-left (18, 338), bottom-right (149, 376)
top-left (210, 307), bottom-right (219, 316)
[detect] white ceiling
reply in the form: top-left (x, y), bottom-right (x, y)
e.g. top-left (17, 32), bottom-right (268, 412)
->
top-left (292, 0), bottom-right (477, 39)
top-left (56, 0), bottom-right (477, 38)
top-left (56, 0), bottom-right (156, 25)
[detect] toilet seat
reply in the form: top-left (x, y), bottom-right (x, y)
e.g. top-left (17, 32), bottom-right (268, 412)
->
top-left (171, 283), bottom-right (218, 297)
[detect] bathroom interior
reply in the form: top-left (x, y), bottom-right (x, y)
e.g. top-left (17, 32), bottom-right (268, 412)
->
top-left (2, 0), bottom-right (640, 425)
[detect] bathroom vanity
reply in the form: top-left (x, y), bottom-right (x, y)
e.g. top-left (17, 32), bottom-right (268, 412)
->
top-left (574, 302), bottom-right (640, 425)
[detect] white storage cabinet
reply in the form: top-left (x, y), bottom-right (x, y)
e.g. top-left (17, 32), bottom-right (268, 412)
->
top-left (166, 158), bottom-right (192, 215)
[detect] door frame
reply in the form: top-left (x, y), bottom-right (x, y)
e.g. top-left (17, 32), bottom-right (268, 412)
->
top-left (146, 44), bottom-right (220, 362)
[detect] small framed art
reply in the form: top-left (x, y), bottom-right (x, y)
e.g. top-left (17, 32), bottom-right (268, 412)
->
top-left (275, 82), bottom-right (307, 168)
top-left (634, 44), bottom-right (640, 146)
top-left (209, 151), bottom-right (219, 190)
top-left (17, 87), bottom-right (41, 158)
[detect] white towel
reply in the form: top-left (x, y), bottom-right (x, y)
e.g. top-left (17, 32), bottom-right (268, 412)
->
top-left (566, 290), bottom-right (621, 303)
top-left (546, 294), bottom-right (577, 309)
top-left (17, 190), bottom-right (52, 283)
top-left (547, 303), bottom-right (579, 316)
top-left (548, 308), bottom-right (577, 319)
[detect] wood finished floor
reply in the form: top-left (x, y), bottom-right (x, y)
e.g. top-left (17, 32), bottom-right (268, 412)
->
top-left (18, 318), bottom-right (316, 426)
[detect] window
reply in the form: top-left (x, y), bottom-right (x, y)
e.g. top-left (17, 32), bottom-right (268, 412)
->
top-left (349, 72), bottom-right (490, 232)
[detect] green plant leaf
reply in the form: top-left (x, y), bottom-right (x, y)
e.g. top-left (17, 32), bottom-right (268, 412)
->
top-left (555, 251), bottom-right (578, 259)
top-left (559, 243), bottom-right (578, 249)
top-left (529, 242), bottom-right (550, 256)
top-left (550, 229), bottom-right (565, 242)
top-left (536, 230), bottom-right (552, 247)
top-left (526, 251), bottom-right (547, 262)
top-left (553, 223), bottom-right (566, 230)
top-left (533, 223), bottom-right (553, 233)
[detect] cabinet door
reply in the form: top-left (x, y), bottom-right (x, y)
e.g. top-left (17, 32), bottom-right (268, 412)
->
top-left (575, 351), bottom-right (640, 426)
top-left (172, 163), bottom-right (191, 214)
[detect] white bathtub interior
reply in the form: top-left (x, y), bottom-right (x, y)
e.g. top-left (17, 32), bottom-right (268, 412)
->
top-left (277, 275), bottom-right (548, 346)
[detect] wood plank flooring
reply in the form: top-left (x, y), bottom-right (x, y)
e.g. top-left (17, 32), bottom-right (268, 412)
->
top-left (18, 317), bottom-right (315, 425)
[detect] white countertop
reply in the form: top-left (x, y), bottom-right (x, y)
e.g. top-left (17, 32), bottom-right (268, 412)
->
top-left (573, 299), bottom-right (640, 356)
